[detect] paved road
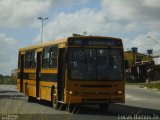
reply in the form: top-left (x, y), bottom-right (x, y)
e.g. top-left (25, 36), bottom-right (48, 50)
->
top-left (0, 85), bottom-right (160, 120)
top-left (125, 85), bottom-right (160, 110)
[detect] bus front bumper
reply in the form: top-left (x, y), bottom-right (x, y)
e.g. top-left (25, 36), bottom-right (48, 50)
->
top-left (65, 94), bottom-right (125, 104)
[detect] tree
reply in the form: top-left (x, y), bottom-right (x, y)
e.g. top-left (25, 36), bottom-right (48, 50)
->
top-left (0, 74), bottom-right (3, 77)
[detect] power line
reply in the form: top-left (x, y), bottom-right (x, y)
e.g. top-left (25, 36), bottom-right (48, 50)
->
top-left (147, 36), bottom-right (160, 46)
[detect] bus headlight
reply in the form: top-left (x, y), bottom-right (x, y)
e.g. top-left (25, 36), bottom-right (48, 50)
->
top-left (117, 90), bottom-right (123, 95)
top-left (69, 91), bottom-right (73, 95)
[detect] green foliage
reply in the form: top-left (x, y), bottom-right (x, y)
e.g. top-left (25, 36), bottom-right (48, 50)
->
top-left (0, 75), bottom-right (16, 85)
top-left (142, 83), bottom-right (160, 90)
top-left (0, 74), bottom-right (3, 77)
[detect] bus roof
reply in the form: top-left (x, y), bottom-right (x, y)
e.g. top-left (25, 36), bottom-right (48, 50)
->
top-left (19, 36), bottom-right (122, 52)
top-left (19, 38), bottom-right (67, 51)
top-left (69, 36), bottom-right (122, 40)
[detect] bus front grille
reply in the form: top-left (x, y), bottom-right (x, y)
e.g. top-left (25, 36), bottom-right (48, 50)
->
top-left (79, 85), bottom-right (112, 88)
top-left (83, 98), bottom-right (110, 103)
top-left (82, 92), bottom-right (112, 95)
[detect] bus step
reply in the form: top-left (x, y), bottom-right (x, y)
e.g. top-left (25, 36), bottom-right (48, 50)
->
top-left (58, 101), bottom-right (64, 103)
top-left (37, 97), bottom-right (40, 100)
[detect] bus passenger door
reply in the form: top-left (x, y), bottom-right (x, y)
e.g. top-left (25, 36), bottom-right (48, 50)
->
top-left (20, 54), bottom-right (24, 92)
top-left (36, 52), bottom-right (42, 97)
top-left (58, 48), bottom-right (66, 102)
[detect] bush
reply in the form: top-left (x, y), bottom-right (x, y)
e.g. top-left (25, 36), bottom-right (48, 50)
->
top-left (0, 76), bottom-right (16, 85)
top-left (142, 83), bottom-right (160, 90)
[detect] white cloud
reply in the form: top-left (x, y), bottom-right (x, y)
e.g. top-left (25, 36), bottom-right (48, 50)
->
top-left (142, 0), bottom-right (160, 8)
top-left (1, 0), bottom-right (160, 75)
top-left (0, 0), bottom-right (51, 27)
top-left (33, 0), bottom-right (160, 56)
top-left (0, 33), bottom-right (19, 75)
top-left (34, 8), bottom-right (129, 43)
top-left (101, 0), bottom-right (137, 21)
top-left (101, 0), bottom-right (160, 22)
top-left (34, 8), bottom-right (107, 43)
top-left (0, 0), bottom-right (74, 27)
top-left (123, 31), bottom-right (160, 55)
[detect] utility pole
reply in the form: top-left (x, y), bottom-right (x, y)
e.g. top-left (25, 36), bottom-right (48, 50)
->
top-left (131, 47), bottom-right (138, 65)
top-left (37, 17), bottom-right (48, 43)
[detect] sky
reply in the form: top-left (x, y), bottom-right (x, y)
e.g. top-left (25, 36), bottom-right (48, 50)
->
top-left (0, 0), bottom-right (160, 75)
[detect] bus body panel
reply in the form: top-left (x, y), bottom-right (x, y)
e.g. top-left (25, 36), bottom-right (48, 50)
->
top-left (39, 81), bottom-right (56, 101)
top-left (17, 79), bottom-right (20, 92)
top-left (23, 79), bottom-right (36, 97)
top-left (17, 36), bottom-right (125, 108)
top-left (64, 80), bottom-right (125, 104)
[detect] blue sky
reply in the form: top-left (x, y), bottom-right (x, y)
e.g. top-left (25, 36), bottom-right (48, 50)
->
top-left (0, 0), bottom-right (160, 75)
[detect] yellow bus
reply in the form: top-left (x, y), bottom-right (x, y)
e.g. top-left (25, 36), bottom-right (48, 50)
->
top-left (17, 36), bottom-right (125, 111)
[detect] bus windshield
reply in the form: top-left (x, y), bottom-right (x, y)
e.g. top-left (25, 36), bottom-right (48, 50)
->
top-left (69, 48), bottom-right (124, 80)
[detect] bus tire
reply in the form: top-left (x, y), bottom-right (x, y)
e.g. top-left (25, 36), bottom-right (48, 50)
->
top-left (66, 104), bottom-right (76, 113)
top-left (99, 103), bottom-right (109, 111)
top-left (51, 86), bottom-right (59, 110)
top-left (28, 96), bottom-right (35, 102)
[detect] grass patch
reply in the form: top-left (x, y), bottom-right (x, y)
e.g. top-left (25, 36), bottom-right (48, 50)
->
top-left (141, 83), bottom-right (160, 90)
top-left (0, 76), bottom-right (16, 85)
top-left (125, 82), bottom-right (146, 86)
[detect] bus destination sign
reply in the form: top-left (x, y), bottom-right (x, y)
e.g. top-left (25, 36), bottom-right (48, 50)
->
top-left (68, 39), bottom-right (122, 47)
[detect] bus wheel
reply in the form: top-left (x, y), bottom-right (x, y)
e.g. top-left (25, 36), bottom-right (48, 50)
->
top-left (99, 103), bottom-right (109, 111)
top-left (28, 96), bottom-right (36, 102)
top-left (66, 104), bottom-right (76, 113)
top-left (53, 100), bottom-right (59, 110)
top-left (51, 88), bottom-right (59, 110)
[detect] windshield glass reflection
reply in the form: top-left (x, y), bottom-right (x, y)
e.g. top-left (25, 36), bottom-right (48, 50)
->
top-left (69, 48), bottom-right (123, 80)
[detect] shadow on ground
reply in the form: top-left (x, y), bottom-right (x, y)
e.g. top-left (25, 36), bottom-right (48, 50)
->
top-left (0, 90), bottom-right (24, 99)
top-left (73, 104), bottom-right (160, 116)
top-left (36, 99), bottom-right (160, 116)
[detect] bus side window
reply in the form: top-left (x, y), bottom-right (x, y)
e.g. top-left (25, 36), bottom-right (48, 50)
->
top-left (50, 46), bottom-right (58, 68)
top-left (24, 50), bottom-right (36, 69)
top-left (25, 51), bottom-right (30, 68)
top-left (30, 50), bottom-right (36, 68)
top-left (42, 47), bottom-right (49, 69)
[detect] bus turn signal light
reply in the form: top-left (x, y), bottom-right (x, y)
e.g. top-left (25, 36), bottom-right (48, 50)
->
top-left (117, 90), bottom-right (123, 95)
top-left (69, 91), bottom-right (73, 95)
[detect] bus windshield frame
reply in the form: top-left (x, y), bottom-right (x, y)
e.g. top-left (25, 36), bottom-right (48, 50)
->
top-left (68, 48), bottom-right (124, 81)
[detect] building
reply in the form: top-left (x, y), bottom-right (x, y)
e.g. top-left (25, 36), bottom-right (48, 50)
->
top-left (124, 51), bottom-right (154, 82)
top-left (124, 51), bottom-right (153, 67)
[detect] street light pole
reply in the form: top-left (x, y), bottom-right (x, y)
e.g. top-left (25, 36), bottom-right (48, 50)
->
top-left (38, 17), bottom-right (48, 43)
